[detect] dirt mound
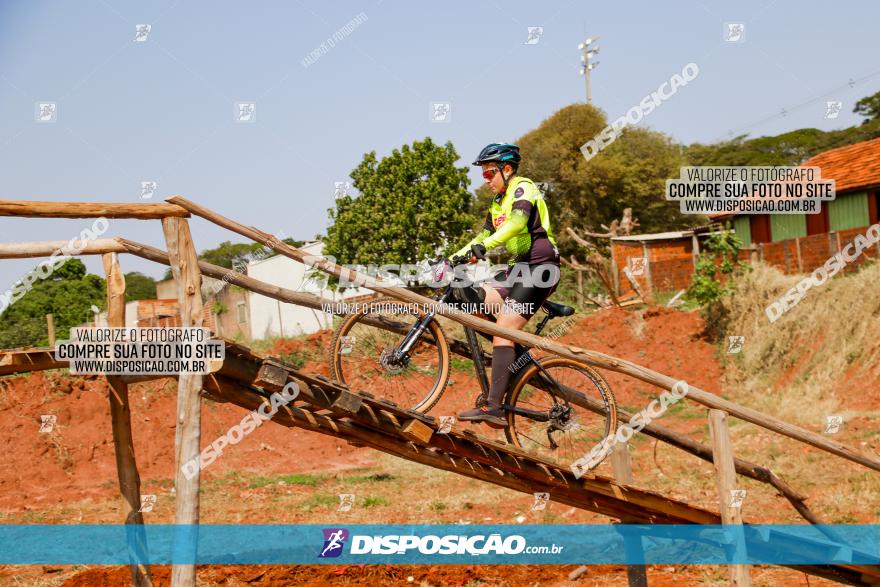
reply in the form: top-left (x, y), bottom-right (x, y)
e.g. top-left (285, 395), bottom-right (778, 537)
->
top-left (557, 306), bottom-right (722, 406)
top-left (722, 261), bottom-right (880, 422)
top-left (0, 370), bottom-right (373, 510)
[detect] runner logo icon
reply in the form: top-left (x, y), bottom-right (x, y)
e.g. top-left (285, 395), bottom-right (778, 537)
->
top-left (319, 528), bottom-right (349, 558)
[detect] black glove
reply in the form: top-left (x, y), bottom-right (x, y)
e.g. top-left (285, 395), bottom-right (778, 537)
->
top-left (450, 254), bottom-right (468, 266)
top-left (470, 243), bottom-right (487, 260)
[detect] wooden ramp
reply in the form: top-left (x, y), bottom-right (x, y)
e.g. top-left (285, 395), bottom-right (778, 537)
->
top-left (2, 343), bottom-right (878, 586)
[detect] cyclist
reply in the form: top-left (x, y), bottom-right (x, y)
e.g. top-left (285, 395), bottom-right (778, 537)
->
top-left (450, 143), bottom-right (560, 427)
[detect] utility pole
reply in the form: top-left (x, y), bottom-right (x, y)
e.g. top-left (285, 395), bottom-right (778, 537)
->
top-left (578, 37), bottom-right (600, 104)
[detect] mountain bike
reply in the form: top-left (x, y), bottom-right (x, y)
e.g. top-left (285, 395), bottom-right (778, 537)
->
top-left (328, 257), bottom-right (618, 467)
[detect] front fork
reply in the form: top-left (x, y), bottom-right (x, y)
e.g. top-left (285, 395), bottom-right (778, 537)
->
top-left (392, 289), bottom-right (454, 363)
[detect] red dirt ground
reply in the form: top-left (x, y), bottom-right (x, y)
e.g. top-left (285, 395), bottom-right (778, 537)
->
top-left (55, 563), bottom-right (722, 587)
top-left (0, 370), bottom-right (372, 510)
top-left (0, 307), bottom-right (860, 586)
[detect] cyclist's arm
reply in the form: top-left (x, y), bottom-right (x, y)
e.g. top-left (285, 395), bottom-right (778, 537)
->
top-left (451, 211), bottom-right (493, 258)
top-left (481, 209), bottom-right (528, 249)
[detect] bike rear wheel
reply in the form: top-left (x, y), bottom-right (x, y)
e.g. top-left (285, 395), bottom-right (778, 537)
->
top-left (329, 302), bottom-right (450, 412)
top-left (504, 357), bottom-right (617, 470)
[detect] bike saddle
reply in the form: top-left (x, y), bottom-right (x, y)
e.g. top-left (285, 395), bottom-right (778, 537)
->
top-left (542, 300), bottom-right (575, 318)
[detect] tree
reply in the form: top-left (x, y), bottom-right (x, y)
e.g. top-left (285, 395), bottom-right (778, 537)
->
top-left (473, 103), bottom-right (690, 256)
top-left (124, 272), bottom-right (157, 302)
top-left (686, 117), bottom-right (880, 167)
top-left (162, 237), bottom-right (305, 279)
top-left (854, 89), bottom-right (880, 122)
top-left (0, 259), bottom-right (106, 347)
top-left (324, 138), bottom-right (473, 265)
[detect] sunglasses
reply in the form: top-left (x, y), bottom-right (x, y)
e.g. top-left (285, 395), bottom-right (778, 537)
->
top-left (482, 168), bottom-right (501, 181)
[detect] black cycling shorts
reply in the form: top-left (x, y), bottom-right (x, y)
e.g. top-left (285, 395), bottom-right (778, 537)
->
top-left (488, 262), bottom-right (560, 320)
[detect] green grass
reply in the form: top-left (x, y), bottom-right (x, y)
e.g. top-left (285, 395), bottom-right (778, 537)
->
top-left (278, 350), bottom-right (307, 369)
top-left (450, 356), bottom-right (473, 372)
top-left (248, 473), bottom-right (324, 488)
top-left (342, 472), bottom-right (395, 484)
top-left (362, 495), bottom-right (389, 508)
top-left (299, 494), bottom-right (339, 512)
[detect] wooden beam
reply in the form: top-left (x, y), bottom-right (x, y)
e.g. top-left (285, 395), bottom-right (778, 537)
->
top-left (0, 239), bottom-right (126, 258)
top-left (118, 237), bottom-right (490, 365)
top-left (529, 377), bottom-right (836, 531)
top-left (161, 218), bottom-right (204, 587)
top-left (0, 349), bottom-right (65, 375)
top-left (709, 410), bottom-right (752, 587)
top-left (102, 253), bottom-right (153, 587)
top-left (0, 200), bottom-right (188, 219)
top-left (167, 195), bottom-right (880, 474)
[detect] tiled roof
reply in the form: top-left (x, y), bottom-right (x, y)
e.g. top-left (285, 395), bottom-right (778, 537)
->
top-left (708, 137), bottom-right (880, 219)
top-left (801, 136), bottom-right (880, 193)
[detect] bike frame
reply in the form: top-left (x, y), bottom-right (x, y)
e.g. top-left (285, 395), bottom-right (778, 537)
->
top-left (392, 260), bottom-right (568, 422)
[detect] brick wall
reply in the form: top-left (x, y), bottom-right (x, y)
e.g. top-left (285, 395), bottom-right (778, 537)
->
top-left (611, 238), bottom-right (696, 298)
top-left (609, 224), bottom-right (879, 299)
top-left (134, 299), bottom-right (219, 333)
top-left (756, 226), bottom-right (880, 275)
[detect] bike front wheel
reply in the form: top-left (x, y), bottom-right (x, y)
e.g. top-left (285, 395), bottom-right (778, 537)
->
top-left (329, 302), bottom-right (450, 413)
top-left (504, 357), bottom-right (617, 470)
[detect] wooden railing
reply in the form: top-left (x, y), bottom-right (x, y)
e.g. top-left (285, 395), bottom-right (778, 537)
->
top-left (1, 197), bottom-right (879, 587)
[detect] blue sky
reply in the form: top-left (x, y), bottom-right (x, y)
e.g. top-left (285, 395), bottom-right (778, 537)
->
top-left (2, 0), bottom-right (879, 291)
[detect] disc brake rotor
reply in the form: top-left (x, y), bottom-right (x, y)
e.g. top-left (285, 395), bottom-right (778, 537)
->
top-left (379, 348), bottom-right (406, 374)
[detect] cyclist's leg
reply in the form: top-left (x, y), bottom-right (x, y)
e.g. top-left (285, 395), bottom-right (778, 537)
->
top-left (460, 279), bottom-right (529, 426)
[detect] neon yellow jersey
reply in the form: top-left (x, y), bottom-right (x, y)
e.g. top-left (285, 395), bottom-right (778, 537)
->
top-left (477, 176), bottom-right (558, 264)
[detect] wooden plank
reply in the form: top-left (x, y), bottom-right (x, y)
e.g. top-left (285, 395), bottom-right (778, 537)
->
top-left (168, 195), bottom-right (880, 474)
top-left (330, 389), bottom-right (363, 414)
top-left (161, 217), bottom-right (204, 587)
top-left (709, 410), bottom-right (752, 587)
top-left (0, 239), bottom-right (127, 258)
top-left (401, 419), bottom-right (433, 445)
top-left (0, 200), bottom-right (188, 219)
top-left (610, 441), bottom-right (633, 485)
top-left (102, 253), bottom-right (153, 587)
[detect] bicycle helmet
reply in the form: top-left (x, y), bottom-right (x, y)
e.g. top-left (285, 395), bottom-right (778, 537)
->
top-left (472, 143), bottom-right (521, 167)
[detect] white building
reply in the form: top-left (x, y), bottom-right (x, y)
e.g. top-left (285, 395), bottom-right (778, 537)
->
top-left (245, 241), bottom-right (371, 338)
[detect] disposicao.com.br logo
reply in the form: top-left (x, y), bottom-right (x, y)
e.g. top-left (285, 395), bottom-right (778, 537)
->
top-left (318, 529), bottom-right (563, 557)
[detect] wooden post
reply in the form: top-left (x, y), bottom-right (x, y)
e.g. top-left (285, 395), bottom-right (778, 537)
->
top-left (691, 233), bottom-right (700, 270)
top-left (161, 218), bottom-right (204, 587)
top-left (782, 241), bottom-right (791, 274)
top-left (102, 253), bottom-right (153, 587)
top-left (610, 258), bottom-right (620, 296)
top-left (641, 243), bottom-right (653, 302)
top-left (610, 443), bottom-right (647, 587)
top-left (46, 314), bottom-right (56, 347)
top-left (709, 410), bottom-right (752, 586)
top-left (748, 245), bottom-right (758, 265)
